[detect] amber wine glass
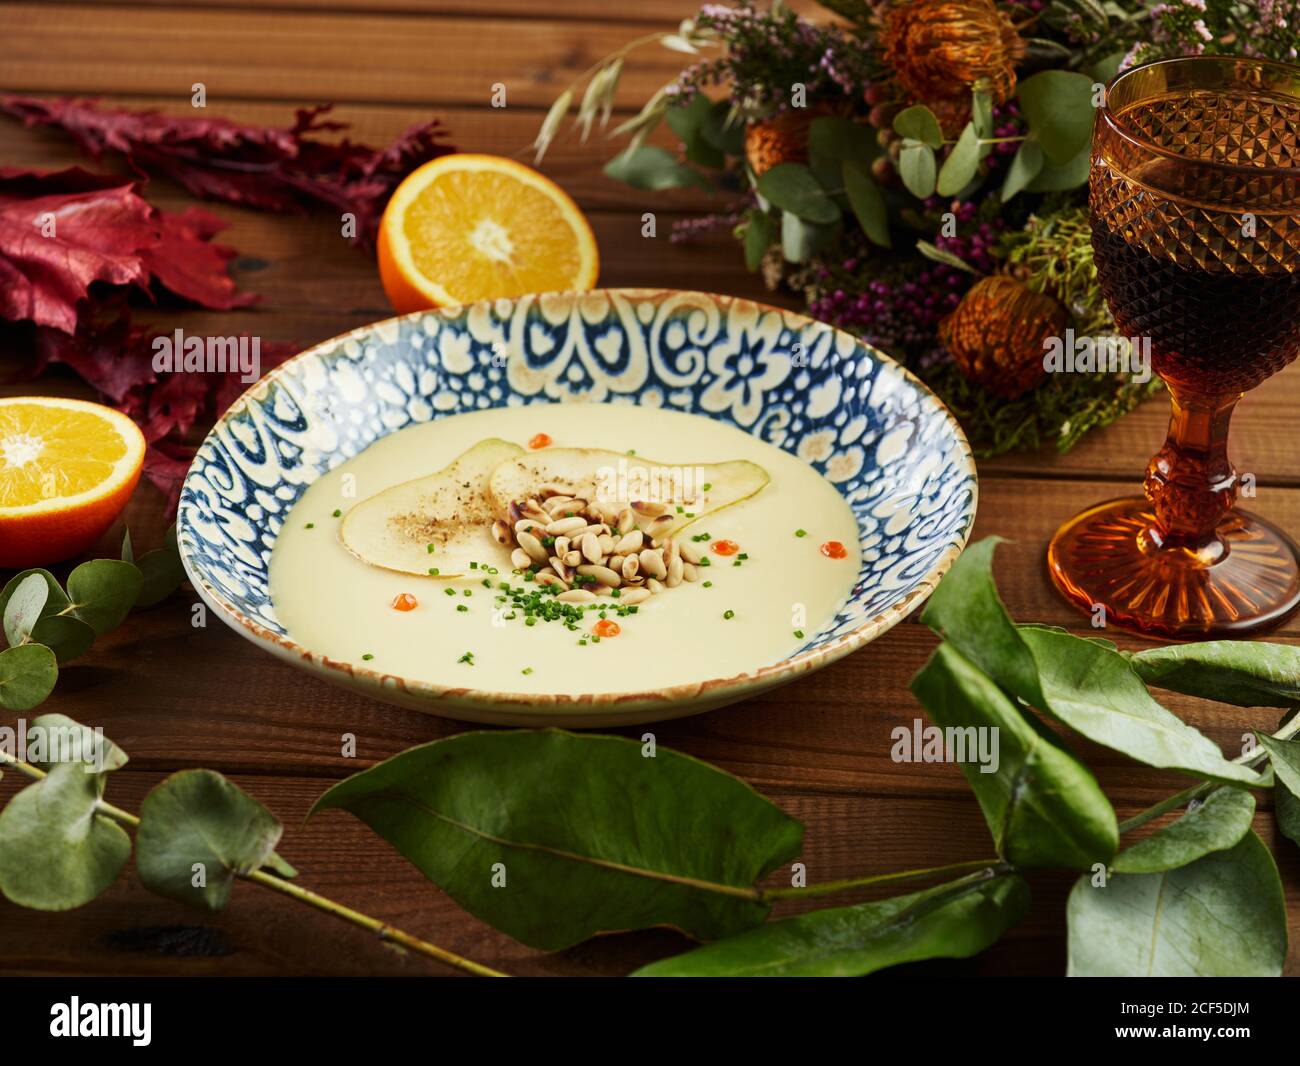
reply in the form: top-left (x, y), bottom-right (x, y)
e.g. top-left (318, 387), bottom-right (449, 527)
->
top-left (1048, 56), bottom-right (1300, 637)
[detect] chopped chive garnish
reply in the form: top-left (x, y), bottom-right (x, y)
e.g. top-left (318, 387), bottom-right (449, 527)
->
top-left (361, 653), bottom-right (374, 661)
top-left (456, 604), bottom-right (468, 612)
top-left (738, 553), bottom-right (749, 560)
top-left (676, 505), bottom-right (684, 514)
top-left (578, 638), bottom-right (588, 646)
top-left (458, 651), bottom-right (475, 665)
top-left (470, 561), bottom-right (478, 570)
top-left (481, 578), bottom-right (491, 588)
top-left (795, 529), bottom-right (808, 538)
top-left (703, 482), bottom-right (712, 491)
top-left (332, 509), bottom-right (341, 517)
top-left (444, 588), bottom-right (456, 597)
top-left (794, 629), bottom-right (805, 638)
top-left (428, 567), bottom-right (440, 576)
top-left (699, 557), bottom-right (711, 567)
top-left (522, 667), bottom-right (533, 675)
top-left (723, 609), bottom-right (735, 620)
top-left (427, 543), bottom-right (435, 553)
top-left (463, 589), bottom-right (472, 597)
top-left (305, 522), bottom-right (315, 529)
top-left (703, 580), bottom-right (713, 588)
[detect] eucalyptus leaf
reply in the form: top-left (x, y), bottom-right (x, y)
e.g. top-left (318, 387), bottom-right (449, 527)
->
top-left (780, 209), bottom-right (823, 263)
top-left (66, 559), bottom-right (143, 636)
top-left (3, 572), bottom-right (48, 647)
top-left (911, 643), bottom-right (1118, 869)
top-left (898, 142), bottom-right (937, 198)
top-left (29, 615), bottom-right (96, 665)
top-left (136, 770), bottom-right (284, 911)
top-left (807, 116), bottom-right (878, 185)
top-left (632, 872), bottom-right (1028, 977)
top-left (310, 730), bottom-right (804, 951)
top-left (603, 146), bottom-right (709, 191)
top-left (0, 764), bottom-right (130, 910)
top-left (892, 105), bottom-right (944, 149)
top-left (1001, 138), bottom-right (1044, 202)
top-left (1025, 142), bottom-right (1089, 191)
top-left (1067, 831), bottom-right (1286, 976)
top-left (743, 210), bottom-right (773, 271)
top-left (1017, 69), bottom-right (1096, 164)
top-left (120, 528), bottom-right (134, 564)
top-left (842, 161), bottom-right (890, 249)
top-left (923, 538), bottom-right (1264, 786)
top-left (0, 643), bottom-right (58, 711)
top-left (666, 95), bottom-right (725, 169)
top-left (1131, 641), bottom-right (1300, 708)
top-left (700, 100), bottom-right (745, 156)
top-left (25, 713), bottom-right (128, 773)
top-left (133, 547), bottom-right (187, 608)
top-left (972, 90), bottom-right (994, 139)
top-left (0, 568), bottom-right (70, 624)
top-left (1111, 789), bottom-right (1255, 874)
top-left (1277, 776), bottom-right (1300, 848)
top-left (755, 163), bottom-right (839, 224)
top-left (937, 122), bottom-right (983, 196)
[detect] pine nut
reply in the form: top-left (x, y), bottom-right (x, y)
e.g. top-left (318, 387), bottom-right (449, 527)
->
top-left (621, 555), bottom-right (640, 581)
top-left (632, 500), bottom-right (666, 517)
top-left (546, 516), bottom-right (587, 536)
top-left (563, 549), bottom-right (582, 567)
top-left (678, 539), bottom-right (703, 564)
top-left (576, 564), bottom-right (622, 588)
top-left (646, 515), bottom-right (674, 543)
top-left (598, 533), bottom-right (615, 556)
top-left (638, 549), bottom-right (667, 579)
top-left (619, 588), bottom-right (651, 605)
top-left (536, 572), bottom-right (568, 590)
top-left (682, 562), bottom-right (700, 582)
top-left (514, 518), bottom-right (544, 537)
top-left (617, 508), bottom-right (636, 534)
top-left (664, 537), bottom-right (681, 566)
top-left (614, 529), bottom-right (643, 555)
top-left (556, 589), bottom-right (597, 604)
top-left (517, 530), bottom-right (548, 563)
top-left (647, 578), bottom-right (665, 595)
top-left (666, 555), bottom-right (684, 588)
top-left (550, 556), bottom-right (571, 581)
top-left (491, 520), bottom-right (511, 546)
top-left (510, 547), bottom-right (532, 570)
top-left (581, 532), bottom-right (602, 564)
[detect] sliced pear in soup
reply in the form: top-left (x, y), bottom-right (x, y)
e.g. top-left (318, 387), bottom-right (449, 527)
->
top-left (341, 438), bottom-right (523, 577)
top-left (487, 447), bottom-right (770, 537)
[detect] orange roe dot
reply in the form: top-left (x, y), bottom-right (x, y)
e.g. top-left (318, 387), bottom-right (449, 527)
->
top-left (529, 433), bottom-right (552, 449)
top-left (391, 592), bottom-right (419, 611)
top-left (820, 540), bottom-right (848, 559)
top-left (593, 619), bottom-right (621, 638)
top-left (712, 539), bottom-right (740, 556)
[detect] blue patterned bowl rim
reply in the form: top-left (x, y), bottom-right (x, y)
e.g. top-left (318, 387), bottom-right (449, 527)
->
top-left (177, 288), bottom-right (978, 712)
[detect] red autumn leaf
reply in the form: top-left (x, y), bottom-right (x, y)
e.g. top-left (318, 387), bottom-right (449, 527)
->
top-left (142, 207), bottom-right (256, 311)
top-left (2, 97), bottom-right (456, 247)
top-left (0, 167), bottom-right (151, 332)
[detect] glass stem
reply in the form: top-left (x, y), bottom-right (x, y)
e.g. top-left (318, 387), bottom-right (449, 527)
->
top-left (1143, 386), bottom-right (1241, 549)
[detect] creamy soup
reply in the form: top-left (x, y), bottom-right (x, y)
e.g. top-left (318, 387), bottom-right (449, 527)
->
top-left (269, 403), bottom-right (860, 695)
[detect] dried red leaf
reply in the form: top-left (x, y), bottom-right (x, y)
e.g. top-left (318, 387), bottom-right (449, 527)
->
top-left (2, 97), bottom-right (456, 247)
top-left (143, 207), bottom-right (255, 312)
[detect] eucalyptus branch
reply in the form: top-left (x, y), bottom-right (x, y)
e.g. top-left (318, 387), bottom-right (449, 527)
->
top-left (0, 749), bottom-right (505, 978)
top-left (1118, 713), bottom-right (1300, 835)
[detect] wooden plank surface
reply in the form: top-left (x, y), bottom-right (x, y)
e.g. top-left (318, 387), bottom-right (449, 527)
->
top-left (2, 0), bottom-right (1299, 979)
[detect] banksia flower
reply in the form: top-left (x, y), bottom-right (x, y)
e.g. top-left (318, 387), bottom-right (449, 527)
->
top-left (939, 275), bottom-right (1067, 400)
top-left (880, 0), bottom-right (1026, 107)
top-left (744, 110), bottom-right (819, 176)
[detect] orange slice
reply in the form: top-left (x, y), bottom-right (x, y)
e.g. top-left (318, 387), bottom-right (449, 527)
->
top-left (0, 396), bottom-right (145, 568)
top-left (377, 154), bottom-right (599, 312)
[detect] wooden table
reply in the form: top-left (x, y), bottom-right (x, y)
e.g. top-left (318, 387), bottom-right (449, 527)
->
top-left (2, 1), bottom-right (1298, 978)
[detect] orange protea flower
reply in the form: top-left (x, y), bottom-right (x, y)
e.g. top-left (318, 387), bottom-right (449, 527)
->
top-left (880, 0), bottom-right (1026, 106)
top-left (940, 276), bottom-right (1067, 400)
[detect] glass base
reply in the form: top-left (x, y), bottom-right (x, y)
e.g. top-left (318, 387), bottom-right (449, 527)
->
top-left (1047, 497), bottom-right (1300, 638)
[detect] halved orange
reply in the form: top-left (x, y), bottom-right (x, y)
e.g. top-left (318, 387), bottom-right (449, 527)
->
top-left (0, 396), bottom-right (145, 568)
top-left (377, 154), bottom-right (599, 312)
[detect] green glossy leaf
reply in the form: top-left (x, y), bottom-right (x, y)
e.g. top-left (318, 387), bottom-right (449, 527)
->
top-left (911, 643), bottom-right (1118, 869)
top-left (0, 568), bottom-right (70, 625)
top-left (842, 161), bottom-right (890, 249)
top-left (0, 725), bottom-right (130, 910)
top-left (133, 547), bottom-right (187, 608)
top-left (1067, 831), bottom-right (1286, 976)
top-left (0, 643), bottom-right (58, 711)
top-left (1000, 138), bottom-right (1044, 202)
top-left (1132, 641), bottom-right (1300, 707)
top-left (1021, 628), bottom-right (1264, 787)
top-left (632, 872), bottom-right (1028, 977)
top-left (700, 100), bottom-right (744, 156)
top-left (972, 90), bottom-right (994, 139)
top-left (937, 122), bottom-right (982, 196)
top-left (310, 730), bottom-right (804, 951)
top-left (898, 142), bottom-right (937, 198)
top-left (743, 210), bottom-right (773, 272)
top-left (1257, 733), bottom-right (1300, 795)
top-left (1277, 776), bottom-right (1300, 848)
top-left (29, 615), bottom-right (96, 665)
top-left (1017, 69), bottom-right (1096, 164)
top-left (807, 116), bottom-right (878, 188)
top-left (136, 770), bottom-right (284, 911)
top-left (755, 163), bottom-right (839, 224)
top-left (1111, 789), bottom-right (1256, 874)
top-left (1025, 142), bottom-right (1089, 191)
top-left (120, 528), bottom-right (134, 564)
top-left (923, 538), bottom-right (1264, 786)
top-left (779, 209), bottom-right (837, 264)
top-left (66, 559), bottom-right (143, 636)
top-left (3, 572), bottom-right (48, 647)
top-left (893, 105), bottom-right (943, 148)
top-left (603, 146), bottom-right (709, 191)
